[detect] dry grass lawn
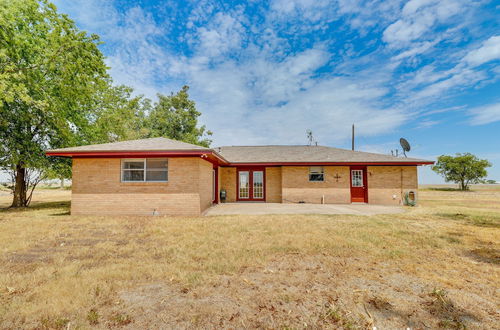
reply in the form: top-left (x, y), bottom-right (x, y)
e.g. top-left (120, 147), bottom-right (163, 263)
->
top-left (0, 186), bottom-right (499, 329)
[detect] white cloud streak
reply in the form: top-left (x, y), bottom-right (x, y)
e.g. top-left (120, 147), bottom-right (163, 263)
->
top-left (463, 35), bottom-right (500, 67)
top-left (469, 103), bottom-right (500, 125)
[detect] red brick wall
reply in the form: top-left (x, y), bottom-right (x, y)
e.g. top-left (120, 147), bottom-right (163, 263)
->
top-left (367, 166), bottom-right (418, 205)
top-left (71, 157), bottom-right (213, 216)
top-left (265, 167), bottom-right (282, 203)
top-left (219, 167), bottom-right (236, 202)
top-left (198, 159), bottom-right (214, 213)
top-left (281, 166), bottom-right (350, 204)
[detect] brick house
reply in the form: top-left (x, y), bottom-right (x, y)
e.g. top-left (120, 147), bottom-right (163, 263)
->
top-left (46, 137), bottom-right (433, 216)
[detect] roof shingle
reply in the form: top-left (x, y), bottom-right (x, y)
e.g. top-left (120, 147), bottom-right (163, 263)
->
top-left (215, 145), bottom-right (432, 164)
top-left (47, 137), bottom-right (209, 153)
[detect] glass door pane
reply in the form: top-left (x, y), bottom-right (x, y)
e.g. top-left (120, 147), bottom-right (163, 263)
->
top-left (239, 171), bottom-right (249, 199)
top-left (253, 171), bottom-right (264, 199)
top-left (351, 170), bottom-right (363, 187)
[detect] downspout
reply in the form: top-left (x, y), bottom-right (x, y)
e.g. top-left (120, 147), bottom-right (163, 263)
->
top-left (400, 168), bottom-right (404, 204)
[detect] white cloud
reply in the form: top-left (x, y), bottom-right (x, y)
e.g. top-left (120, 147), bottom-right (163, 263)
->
top-left (249, 47), bottom-right (330, 105)
top-left (398, 34), bottom-right (500, 103)
top-left (469, 103), bottom-right (500, 125)
top-left (463, 35), bottom-right (500, 67)
top-left (193, 11), bottom-right (247, 59)
top-left (270, 0), bottom-right (336, 23)
top-left (415, 119), bottom-right (440, 129)
top-left (412, 68), bottom-right (486, 99)
top-left (248, 78), bottom-right (407, 145)
top-left (51, 0), bottom-right (498, 150)
top-left (337, 0), bottom-right (402, 32)
top-left (383, 0), bottom-right (469, 48)
top-left (384, 17), bottom-right (433, 46)
top-left (392, 40), bottom-right (438, 61)
top-left (186, 48), bottom-right (405, 146)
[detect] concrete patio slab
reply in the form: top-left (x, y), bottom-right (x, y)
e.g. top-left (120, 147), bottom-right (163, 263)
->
top-left (204, 202), bottom-right (404, 216)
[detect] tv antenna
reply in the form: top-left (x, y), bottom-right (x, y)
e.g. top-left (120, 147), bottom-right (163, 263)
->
top-left (306, 129), bottom-right (317, 146)
top-left (400, 138), bottom-right (411, 157)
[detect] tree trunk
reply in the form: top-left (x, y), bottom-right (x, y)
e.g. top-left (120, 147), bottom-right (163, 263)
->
top-left (11, 164), bottom-right (27, 208)
top-left (60, 178), bottom-right (64, 189)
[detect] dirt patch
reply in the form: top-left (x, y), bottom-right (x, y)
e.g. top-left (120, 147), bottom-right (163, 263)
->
top-left (469, 248), bottom-right (500, 265)
top-left (424, 288), bottom-right (478, 329)
top-left (4, 236), bottom-right (130, 270)
top-left (6, 247), bottom-right (56, 264)
top-left (117, 257), bottom-right (371, 329)
top-left (116, 256), bottom-right (488, 329)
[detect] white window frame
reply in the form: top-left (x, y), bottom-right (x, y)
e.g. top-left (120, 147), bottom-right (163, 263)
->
top-left (121, 158), bottom-right (168, 182)
top-left (309, 166), bottom-right (324, 182)
top-left (252, 170), bottom-right (264, 199)
top-left (351, 169), bottom-right (363, 187)
top-left (238, 171), bottom-right (250, 199)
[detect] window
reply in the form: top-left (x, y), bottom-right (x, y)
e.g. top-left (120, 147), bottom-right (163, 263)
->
top-left (309, 166), bottom-right (324, 182)
top-left (351, 170), bottom-right (363, 187)
top-left (121, 159), bottom-right (168, 182)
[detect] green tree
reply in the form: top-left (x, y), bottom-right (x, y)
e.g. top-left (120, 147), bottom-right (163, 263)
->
top-left (86, 85), bottom-right (151, 143)
top-left (432, 153), bottom-right (491, 191)
top-left (146, 86), bottom-right (212, 147)
top-left (0, 0), bottom-right (110, 207)
top-left (41, 85), bottom-right (152, 188)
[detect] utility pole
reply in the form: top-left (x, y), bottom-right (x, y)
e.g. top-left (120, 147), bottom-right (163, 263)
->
top-left (351, 124), bottom-right (355, 151)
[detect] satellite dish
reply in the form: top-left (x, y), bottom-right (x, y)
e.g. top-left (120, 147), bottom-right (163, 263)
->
top-left (400, 138), bottom-right (411, 157)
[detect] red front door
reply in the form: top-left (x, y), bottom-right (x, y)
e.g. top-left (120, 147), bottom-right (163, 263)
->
top-left (350, 166), bottom-right (368, 203)
top-left (237, 168), bottom-right (265, 201)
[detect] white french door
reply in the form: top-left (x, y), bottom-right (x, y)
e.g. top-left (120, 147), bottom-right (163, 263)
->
top-left (237, 169), bottom-right (265, 201)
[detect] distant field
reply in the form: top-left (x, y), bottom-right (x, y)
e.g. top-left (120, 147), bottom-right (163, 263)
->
top-left (0, 187), bottom-right (499, 329)
top-left (420, 183), bottom-right (500, 190)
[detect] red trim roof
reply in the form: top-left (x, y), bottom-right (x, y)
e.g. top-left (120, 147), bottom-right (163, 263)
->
top-left (45, 150), bottom-right (229, 166)
top-left (45, 150), bottom-right (433, 166)
top-left (46, 150), bottom-right (209, 157)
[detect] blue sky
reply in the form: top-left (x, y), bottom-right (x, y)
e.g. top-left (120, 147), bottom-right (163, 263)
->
top-left (51, 0), bottom-right (500, 183)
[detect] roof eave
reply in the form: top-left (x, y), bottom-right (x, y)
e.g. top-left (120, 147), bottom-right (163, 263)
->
top-left (46, 149), bottom-right (230, 165)
top-left (47, 150), bottom-right (208, 157)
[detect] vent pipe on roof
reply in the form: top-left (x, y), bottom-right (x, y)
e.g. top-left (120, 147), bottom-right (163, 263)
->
top-left (352, 124), bottom-right (355, 151)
